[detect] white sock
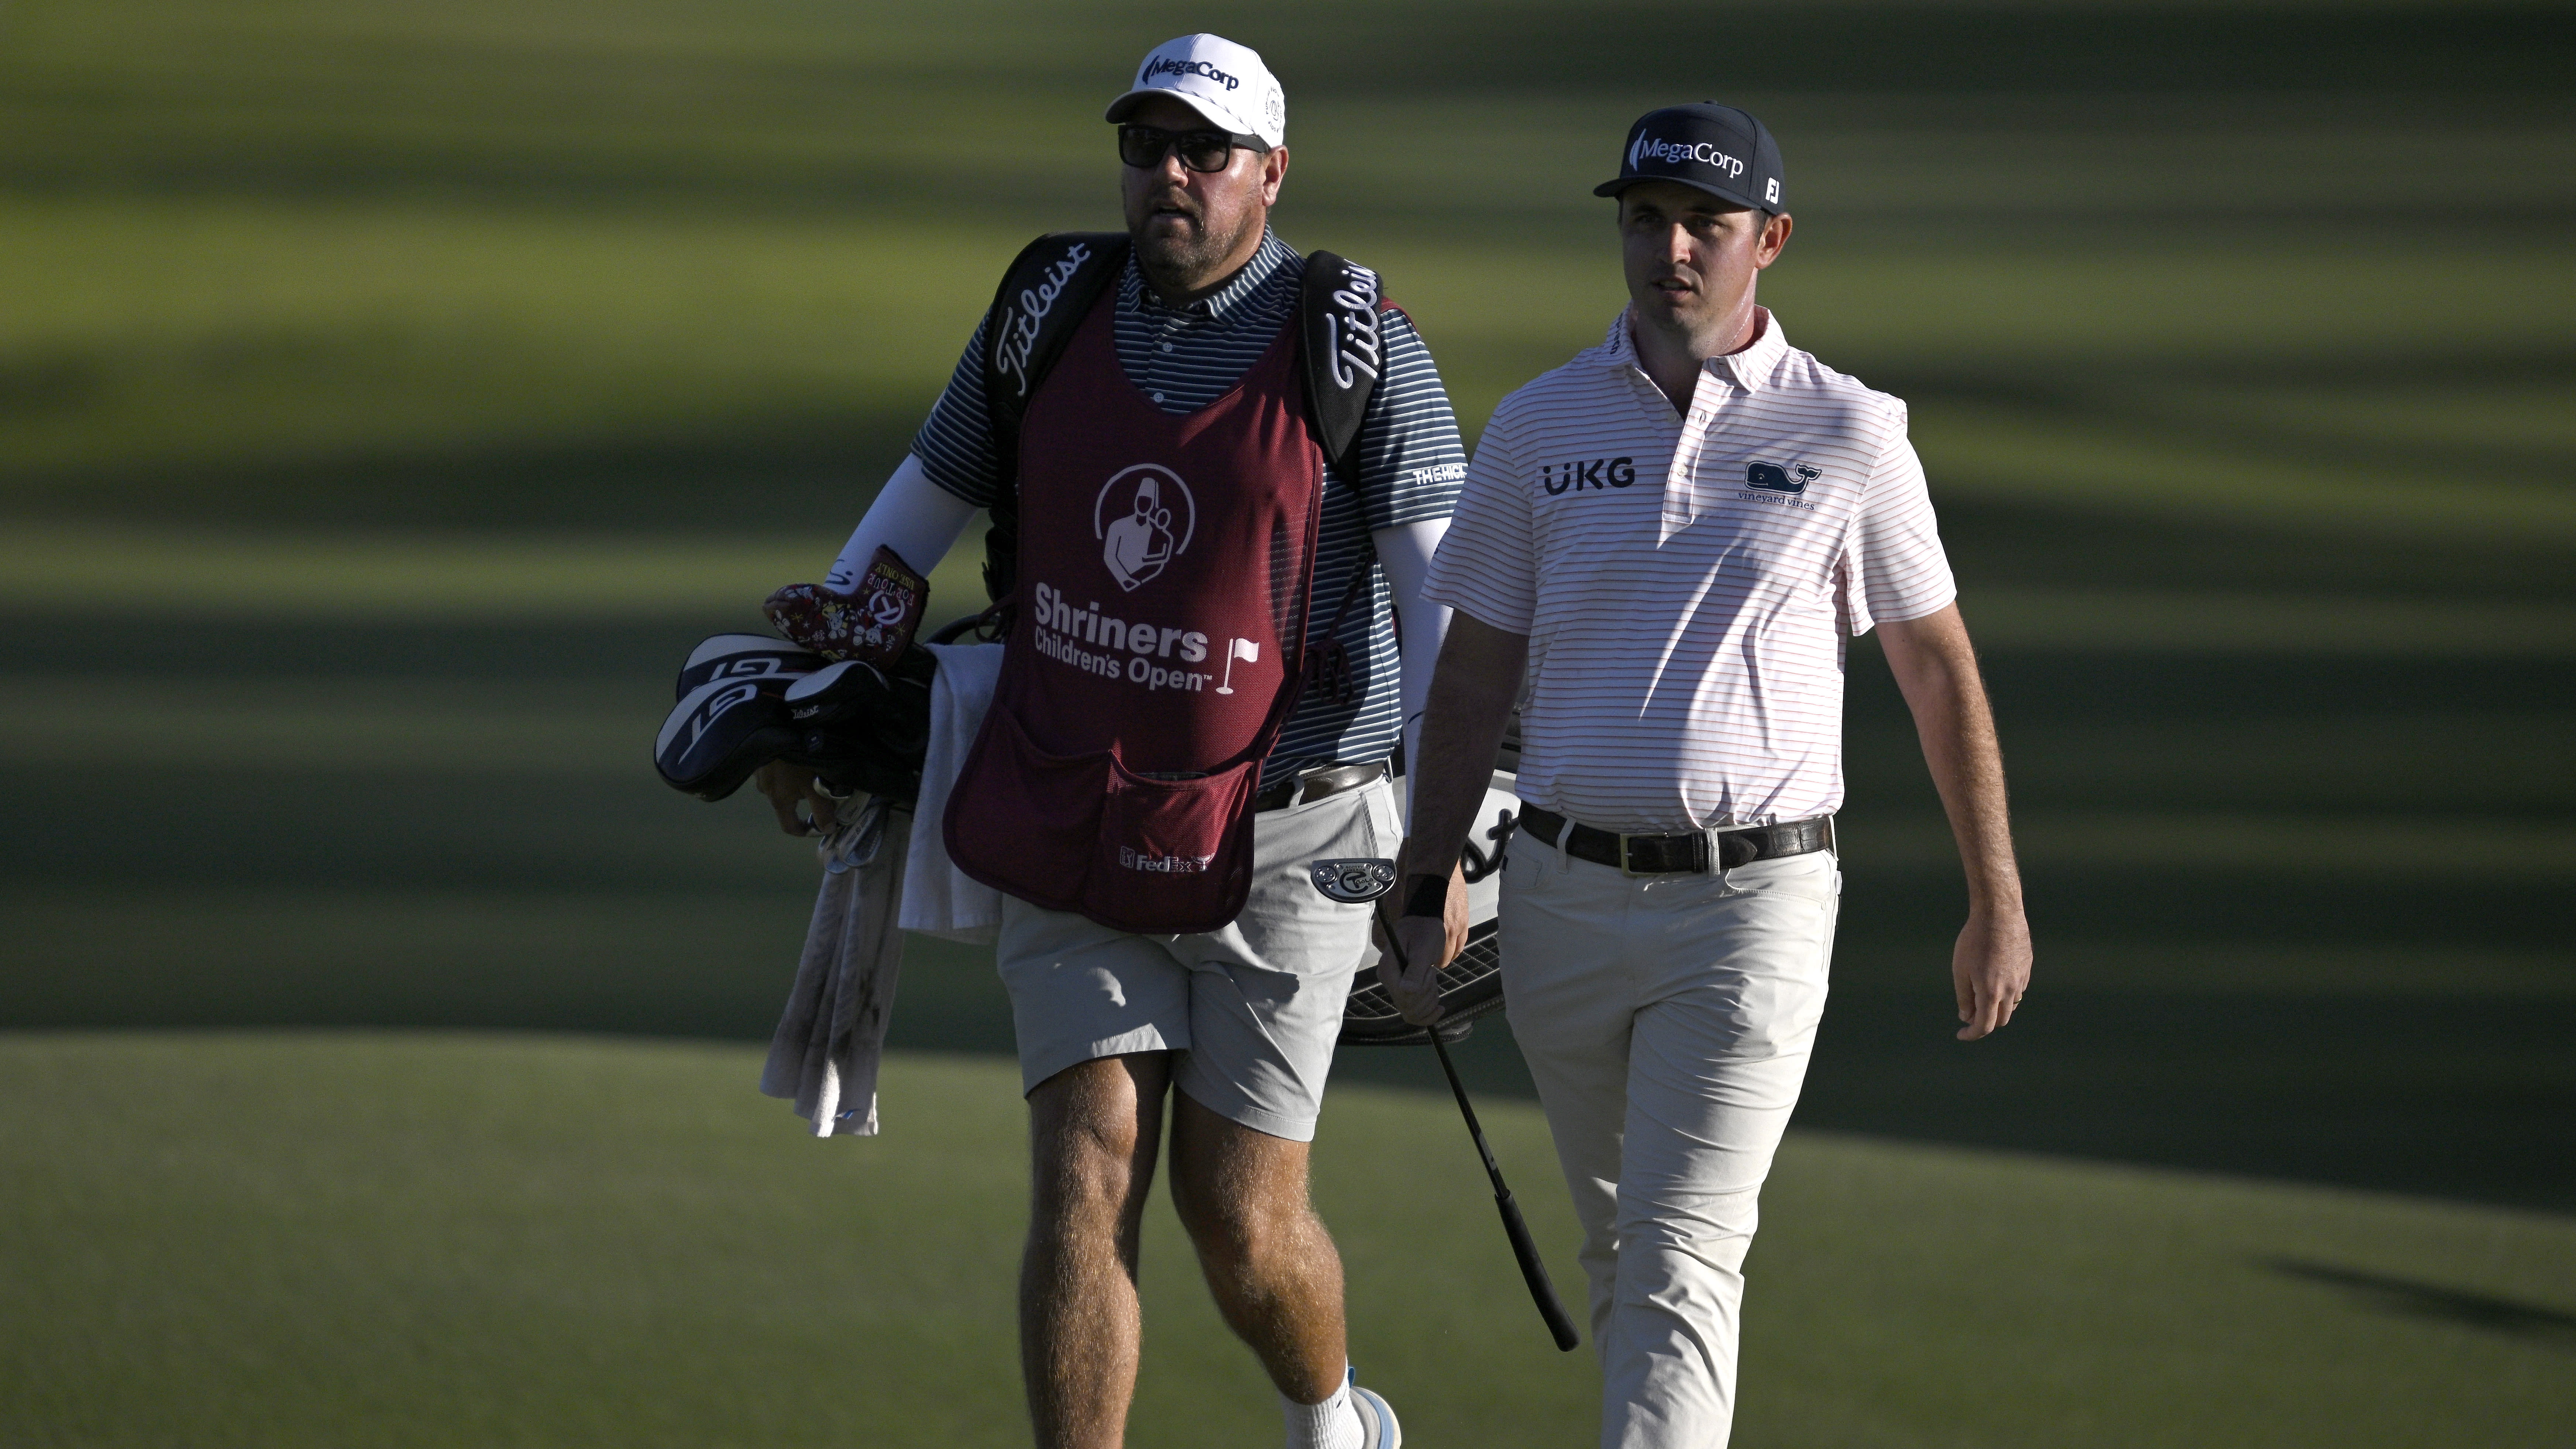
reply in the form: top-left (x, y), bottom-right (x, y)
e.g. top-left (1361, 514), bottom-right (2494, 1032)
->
top-left (1283, 1371), bottom-right (1362, 1449)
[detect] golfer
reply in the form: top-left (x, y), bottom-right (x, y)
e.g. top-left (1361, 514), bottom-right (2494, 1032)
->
top-left (759, 34), bottom-right (1461, 1449)
top-left (1390, 103), bottom-right (2032, 1447)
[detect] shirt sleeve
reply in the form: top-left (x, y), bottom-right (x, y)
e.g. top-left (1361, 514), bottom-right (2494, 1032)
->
top-left (907, 314), bottom-right (1004, 509)
top-left (1421, 403), bottom-right (1539, 634)
top-left (1342, 305), bottom-right (1468, 529)
top-left (1838, 407), bottom-right (1957, 635)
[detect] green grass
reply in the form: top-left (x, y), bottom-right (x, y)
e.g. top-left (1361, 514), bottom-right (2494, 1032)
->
top-left (3, 1034), bottom-right (2570, 1449)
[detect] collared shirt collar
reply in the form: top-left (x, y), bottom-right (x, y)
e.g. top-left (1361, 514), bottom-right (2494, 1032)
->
top-left (1600, 304), bottom-right (1788, 393)
top-left (1597, 305), bottom-right (1794, 544)
top-left (1126, 227), bottom-right (1296, 322)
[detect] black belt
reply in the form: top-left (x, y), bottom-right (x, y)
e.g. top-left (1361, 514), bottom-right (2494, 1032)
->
top-left (1516, 804), bottom-right (1833, 874)
top-left (1253, 760), bottom-right (1387, 813)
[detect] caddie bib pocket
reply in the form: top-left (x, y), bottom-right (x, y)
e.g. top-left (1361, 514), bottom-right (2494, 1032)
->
top-left (1084, 756), bottom-right (1263, 935)
top-left (945, 706), bottom-right (1111, 915)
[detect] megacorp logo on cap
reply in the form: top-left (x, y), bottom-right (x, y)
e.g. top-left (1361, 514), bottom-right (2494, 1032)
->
top-left (1143, 55), bottom-right (1240, 90)
top-left (1629, 133), bottom-right (1746, 178)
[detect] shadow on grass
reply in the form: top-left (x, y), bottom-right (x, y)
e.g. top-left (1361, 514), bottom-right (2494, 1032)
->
top-left (2266, 1259), bottom-right (2576, 1346)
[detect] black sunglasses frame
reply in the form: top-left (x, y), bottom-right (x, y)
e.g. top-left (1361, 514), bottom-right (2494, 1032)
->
top-left (1117, 124), bottom-right (1270, 174)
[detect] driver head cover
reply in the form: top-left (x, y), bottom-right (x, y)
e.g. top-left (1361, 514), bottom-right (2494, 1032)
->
top-left (655, 674), bottom-right (798, 801)
top-left (675, 633), bottom-right (823, 700)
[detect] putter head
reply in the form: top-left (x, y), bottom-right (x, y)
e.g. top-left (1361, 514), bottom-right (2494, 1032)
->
top-left (675, 633), bottom-right (826, 701)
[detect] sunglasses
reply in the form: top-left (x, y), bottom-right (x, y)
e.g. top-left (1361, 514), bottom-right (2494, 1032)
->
top-left (1117, 124), bottom-right (1268, 173)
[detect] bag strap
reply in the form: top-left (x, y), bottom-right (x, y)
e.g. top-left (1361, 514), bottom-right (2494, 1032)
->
top-left (1296, 548), bottom-right (1378, 707)
top-left (979, 231), bottom-right (1130, 602)
top-left (1296, 249), bottom-right (1386, 482)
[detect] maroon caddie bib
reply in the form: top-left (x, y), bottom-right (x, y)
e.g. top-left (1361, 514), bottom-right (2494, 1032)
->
top-left (943, 293), bottom-right (1326, 933)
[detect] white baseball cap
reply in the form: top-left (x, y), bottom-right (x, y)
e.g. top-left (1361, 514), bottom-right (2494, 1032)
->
top-left (1103, 34), bottom-right (1286, 150)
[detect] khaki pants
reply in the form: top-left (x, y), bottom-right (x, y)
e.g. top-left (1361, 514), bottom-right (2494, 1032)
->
top-left (1499, 833), bottom-right (1840, 1449)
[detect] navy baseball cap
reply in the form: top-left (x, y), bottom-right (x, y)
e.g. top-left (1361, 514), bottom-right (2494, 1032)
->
top-left (1595, 103), bottom-right (1786, 214)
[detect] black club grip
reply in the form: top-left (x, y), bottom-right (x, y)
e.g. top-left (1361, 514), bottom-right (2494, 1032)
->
top-left (1493, 1185), bottom-right (1582, 1351)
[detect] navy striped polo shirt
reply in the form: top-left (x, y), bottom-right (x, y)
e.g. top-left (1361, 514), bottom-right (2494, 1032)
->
top-left (911, 229), bottom-right (1469, 787)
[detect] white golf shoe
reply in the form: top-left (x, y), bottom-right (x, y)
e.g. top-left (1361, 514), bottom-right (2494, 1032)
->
top-left (1347, 1367), bottom-right (1400, 1449)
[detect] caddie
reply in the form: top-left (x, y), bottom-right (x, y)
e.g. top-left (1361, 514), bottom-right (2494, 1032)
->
top-left (755, 34), bottom-right (1465, 1449)
top-left (1389, 103), bottom-right (2034, 1448)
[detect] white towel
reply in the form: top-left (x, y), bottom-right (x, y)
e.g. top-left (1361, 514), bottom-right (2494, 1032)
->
top-left (759, 797), bottom-right (909, 1137)
top-left (901, 641), bottom-right (1005, 942)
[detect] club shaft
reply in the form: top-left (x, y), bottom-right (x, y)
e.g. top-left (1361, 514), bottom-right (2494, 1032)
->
top-left (1383, 909), bottom-right (1579, 1350)
top-left (1431, 1034), bottom-right (1503, 1183)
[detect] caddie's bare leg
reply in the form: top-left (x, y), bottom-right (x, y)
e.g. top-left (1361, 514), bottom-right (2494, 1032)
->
top-left (1167, 1089), bottom-right (1348, 1404)
top-left (1022, 1053), bottom-right (1172, 1449)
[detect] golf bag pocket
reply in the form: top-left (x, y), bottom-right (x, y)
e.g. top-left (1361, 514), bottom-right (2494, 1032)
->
top-left (1083, 757), bottom-right (1261, 936)
top-left (943, 706), bottom-right (1110, 916)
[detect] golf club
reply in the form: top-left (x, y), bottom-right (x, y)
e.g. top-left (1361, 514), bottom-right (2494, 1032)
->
top-left (1311, 857), bottom-right (1580, 1351)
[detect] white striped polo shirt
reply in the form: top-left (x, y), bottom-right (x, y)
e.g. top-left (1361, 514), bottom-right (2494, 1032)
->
top-left (1423, 306), bottom-right (1954, 833)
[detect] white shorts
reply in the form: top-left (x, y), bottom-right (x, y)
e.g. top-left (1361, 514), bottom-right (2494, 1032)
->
top-left (994, 777), bottom-right (1399, 1142)
top-left (1501, 833), bottom-right (1840, 1449)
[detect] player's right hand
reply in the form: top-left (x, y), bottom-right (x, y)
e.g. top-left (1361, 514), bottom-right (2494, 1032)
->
top-left (1386, 915), bottom-right (1452, 1024)
top-left (752, 761), bottom-right (839, 837)
top-left (1380, 846), bottom-right (1470, 1024)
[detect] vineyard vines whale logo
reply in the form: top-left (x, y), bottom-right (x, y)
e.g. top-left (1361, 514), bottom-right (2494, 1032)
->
top-left (1745, 461), bottom-right (1822, 495)
top-left (1094, 464), bottom-right (1197, 592)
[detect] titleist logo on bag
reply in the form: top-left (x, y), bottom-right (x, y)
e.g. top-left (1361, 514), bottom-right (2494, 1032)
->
top-left (993, 241), bottom-right (1093, 400)
top-left (1325, 264), bottom-right (1382, 388)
